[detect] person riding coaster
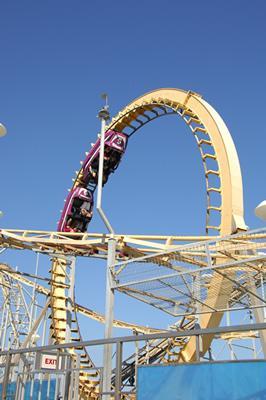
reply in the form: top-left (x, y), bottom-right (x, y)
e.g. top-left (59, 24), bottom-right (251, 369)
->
top-left (64, 147), bottom-right (120, 232)
top-left (88, 146), bottom-right (121, 186)
top-left (57, 131), bottom-right (127, 234)
top-left (82, 130), bottom-right (128, 187)
top-left (65, 200), bottom-right (93, 233)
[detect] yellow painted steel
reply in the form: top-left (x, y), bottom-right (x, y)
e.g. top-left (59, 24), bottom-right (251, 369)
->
top-left (0, 264), bottom-right (160, 334)
top-left (106, 88), bottom-right (246, 234)
top-left (103, 88), bottom-right (247, 364)
top-left (50, 258), bottom-right (68, 342)
top-left (0, 88), bottom-right (246, 396)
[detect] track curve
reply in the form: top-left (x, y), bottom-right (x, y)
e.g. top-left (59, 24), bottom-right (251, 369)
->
top-left (53, 88), bottom-right (247, 396)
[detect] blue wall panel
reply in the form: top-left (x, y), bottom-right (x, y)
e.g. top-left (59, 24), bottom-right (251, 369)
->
top-left (0, 379), bottom-right (56, 399)
top-left (137, 361), bottom-right (266, 400)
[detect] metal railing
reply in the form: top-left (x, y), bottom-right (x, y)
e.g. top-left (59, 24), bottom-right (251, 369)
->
top-left (0, 322), bottom-right (265, 399)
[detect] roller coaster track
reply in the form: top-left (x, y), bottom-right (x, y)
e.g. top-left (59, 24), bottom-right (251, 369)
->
top-left (1, 229), bottom-right (266, 395)
top-left (95, 89), bottom-right (247, 366)
top-left (1, 229), bottom-right (266, 258)
top-left (0, 262), bottom-right (162, 398)
top-left (1, 88), bottom-right (249, 397)
top-left (0, 264), bottom-right (160, 335)
top-left (0, 228), bottom-right (216, 254)
top-left (56, 88), bottom-right (248, 397)
top-left (1, 253), bottom-right (265, 392)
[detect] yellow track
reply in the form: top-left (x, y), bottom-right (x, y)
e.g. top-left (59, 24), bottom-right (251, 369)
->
top-left (1, 88), bottom-right (247, 397)
top-left (2, 229), bottom-right (266, 393)
top-left (72, 88), bottom-right (247, 366)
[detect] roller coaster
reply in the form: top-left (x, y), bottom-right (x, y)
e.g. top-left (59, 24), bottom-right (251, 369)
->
top-left (1, 88), bottom-right (266, 399)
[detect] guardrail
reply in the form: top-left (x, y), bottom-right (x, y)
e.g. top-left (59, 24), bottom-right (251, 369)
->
top-left (0, 322), bottom-right (265, 399)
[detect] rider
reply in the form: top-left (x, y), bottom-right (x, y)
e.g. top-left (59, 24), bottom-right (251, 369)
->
top-left (89, 147), bottom-right (111, 185)
top-left (66, 201), bottom-right (93, 232)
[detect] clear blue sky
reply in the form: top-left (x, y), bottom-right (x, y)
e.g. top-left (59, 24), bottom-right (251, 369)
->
top-left (0, 0), bottom-right (266, 341)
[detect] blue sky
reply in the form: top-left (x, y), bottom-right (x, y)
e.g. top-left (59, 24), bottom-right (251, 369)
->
top-left (0, 0), bottom-right (266, 342)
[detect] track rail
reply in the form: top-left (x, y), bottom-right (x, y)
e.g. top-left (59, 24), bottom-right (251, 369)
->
top-left (0, 228), bottom-right (217, 255)
top-left (1, 261), bottom-right (263, 393)
top-left (9, 88), bottom-right (245, 397)
top-left (0, 263), bottom-right (160, 334)
top-left (0, 79), bottom-right (255, 394)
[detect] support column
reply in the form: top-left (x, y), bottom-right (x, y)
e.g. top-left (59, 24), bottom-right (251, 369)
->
top-left (102, 237), bottom-right (116, 400)
top-left (248, 275), bottom-right (266, 357)
top-left (64, 256), bottom-right (76, 399)
top-left (115, 341), bottom-right (123, 400)
top-left (65, 257), bottom-right (76, 342)
top-left (2, 352), bottom-right (11, 400)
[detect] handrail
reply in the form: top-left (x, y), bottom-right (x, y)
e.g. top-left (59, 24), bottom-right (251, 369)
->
top-left (1, 322), bottom-right (266, 356)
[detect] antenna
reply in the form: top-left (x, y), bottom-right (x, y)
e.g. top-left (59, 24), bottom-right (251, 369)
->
top-left (98, 93), bottom-right (110, 121)
top-left (101, 93), bottom-right (109, 108)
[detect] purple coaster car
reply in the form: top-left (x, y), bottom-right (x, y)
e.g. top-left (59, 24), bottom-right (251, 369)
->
top-left (57, 187), bottom-right (93, 233)
top-left (82, 130), bottom-right (128, 185)
top-left (57, 130), bottom-right (128, 233)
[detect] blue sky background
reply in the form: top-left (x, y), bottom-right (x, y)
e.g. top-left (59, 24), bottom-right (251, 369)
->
top-left (0, 0), bottom-right (266, 343)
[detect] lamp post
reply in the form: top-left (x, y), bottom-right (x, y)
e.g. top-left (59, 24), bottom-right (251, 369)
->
top-left (0, 123), bottom-right (7, 137)
top-left (96, 94), bottom-right (116, 400)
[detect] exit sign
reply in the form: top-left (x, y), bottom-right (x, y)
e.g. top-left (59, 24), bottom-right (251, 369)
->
top-left (41, 354), bottom-right (57, 370)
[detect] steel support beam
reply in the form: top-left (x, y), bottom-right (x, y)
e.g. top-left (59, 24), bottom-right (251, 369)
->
top-left (64, 256), bottom-right (76, 399)
top-left (2, 352), bottom-right (11, 400)
top-left (248, 276), bottom-right (266, 357)
top-left (115, 341), bottom-right (123, 400)
top-left (102, 237), bottom-right (116, 400)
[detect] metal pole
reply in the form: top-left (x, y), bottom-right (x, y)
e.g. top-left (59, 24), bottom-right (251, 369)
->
top-left (96, 96), bottom-right (114, 234)
top-left (134, 331), bottom-right (139, 389)
top-left (194, 271), bottom-right (203, 355)
top-left (65, 257), bottom-right (75, 342)
top-left (115, 341), bottom-right (123, 400)
top-left (226, 306), bottom-right (234, 361)
top-left (1, 300), bottom-right (8, 351)
top-left (194, 322), bottom-right (201, 361)
top-left (261, 272), bottom-right (266, 320)
top-left (145, 341), bottom-right (149, 365)
top-left (195, 334), bottom-right (200, 362)
top-left (96, 96), bottom-right (116, 400)
top-left (248, 274), bottom-right (266, 357)
top-left (37, 304), bottom-right (49, 400)
top-left (29, 252), bottom-right (40, 330)
top-left (2, 352), bottom-right (11, 400)
top-left (102, 237), bottom-right (116, 400)
top-left (73, 354), bottom-right (80, 400)
top-left (64, 256), bottom-right (76, 399)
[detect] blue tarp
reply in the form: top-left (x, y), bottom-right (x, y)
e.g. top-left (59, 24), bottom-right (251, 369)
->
top-left (137, 361), bottom-right (266, 400)
top-left (0, 379), bottom-right (56, 399)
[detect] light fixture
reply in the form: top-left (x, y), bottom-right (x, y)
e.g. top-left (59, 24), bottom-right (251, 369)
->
top-left (255, 200), bottom-right (266, 221)
top-left (0, 123), bottom-right (7, 137)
